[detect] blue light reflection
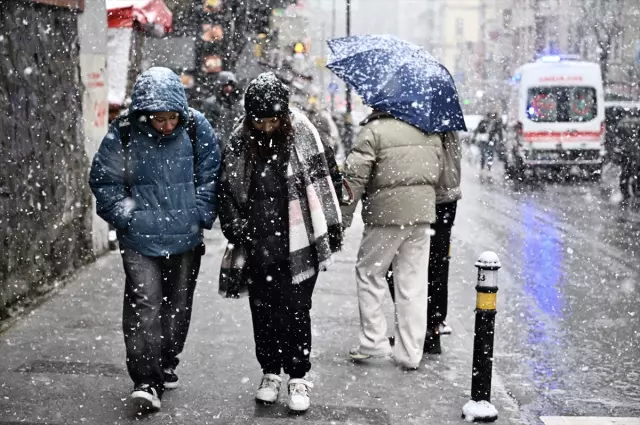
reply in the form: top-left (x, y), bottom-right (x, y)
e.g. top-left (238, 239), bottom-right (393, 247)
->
top-left (509, 200), bottom-right (567, 391)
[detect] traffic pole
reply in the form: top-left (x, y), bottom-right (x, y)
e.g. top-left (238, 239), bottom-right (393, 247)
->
top-left (462, 251), bottom-right (501, 422)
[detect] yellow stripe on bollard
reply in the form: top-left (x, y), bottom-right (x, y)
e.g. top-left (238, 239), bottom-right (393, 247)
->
top-left (476, 292), bottom-right (497, 310)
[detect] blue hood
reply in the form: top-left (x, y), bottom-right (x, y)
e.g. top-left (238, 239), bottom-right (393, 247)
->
top-left (129, 67), bottom-right (189, 120)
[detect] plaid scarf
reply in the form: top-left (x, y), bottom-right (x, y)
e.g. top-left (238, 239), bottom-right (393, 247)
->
top-left (219, 110), bottom-right (342, 297)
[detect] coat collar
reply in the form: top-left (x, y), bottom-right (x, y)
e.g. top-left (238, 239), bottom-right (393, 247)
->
top-left (359, 110), bottom-right (395, 126)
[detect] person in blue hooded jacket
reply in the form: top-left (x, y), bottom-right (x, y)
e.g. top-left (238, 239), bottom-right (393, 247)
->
top-left (89, 67), bottom-right (220, 411)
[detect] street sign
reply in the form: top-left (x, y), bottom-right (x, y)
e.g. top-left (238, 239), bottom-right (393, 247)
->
top-left (328, 81), bottom-right (339, 94)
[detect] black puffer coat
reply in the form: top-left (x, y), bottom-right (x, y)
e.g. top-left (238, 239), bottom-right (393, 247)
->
top-left (245, 141), bottom-right (290, 265)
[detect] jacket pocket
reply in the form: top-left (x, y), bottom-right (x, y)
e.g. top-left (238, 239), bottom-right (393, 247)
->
top-left (127, 210), bottom-right (158, 236)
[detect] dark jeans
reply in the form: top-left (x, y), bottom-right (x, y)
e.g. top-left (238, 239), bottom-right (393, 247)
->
top-left (387, 201), bottom-right (457, 329)
top-left (619, 154), bottom-right (638, 201)
top-left (248, 261), bottom-right (317, 379)
top-left (479, 141), bottom-right (495, 170)
top-left (121, 246), bottom-right (202, 389)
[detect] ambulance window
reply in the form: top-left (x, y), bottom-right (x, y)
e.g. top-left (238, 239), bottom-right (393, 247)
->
top-left (568, 87), bottom-right (597, 122)
top-left (526, 86), bottom-right (597, 123)
top-left (527, 89), bottom-right (558, 122)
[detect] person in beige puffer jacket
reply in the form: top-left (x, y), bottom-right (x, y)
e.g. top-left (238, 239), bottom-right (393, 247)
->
top-left (386, 132), bottom-right (461, 355)
top-left (341, 111), bottom-right (444, 370)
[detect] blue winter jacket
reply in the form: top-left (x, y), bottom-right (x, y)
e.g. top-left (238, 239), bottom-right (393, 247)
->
top-left (89, 67), bottom-right (220, 257)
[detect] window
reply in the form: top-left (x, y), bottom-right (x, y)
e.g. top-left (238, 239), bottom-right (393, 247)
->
top-left (426, 14), bottom-right (434, 34)
top-left (610, 35), bottom-right (622, 62)
top-left (503, 9), bottom-right (512, 29)
top-left (527, 86), bottom-right (598, 123)
top-left (456, 19), bottom-right (464, 38)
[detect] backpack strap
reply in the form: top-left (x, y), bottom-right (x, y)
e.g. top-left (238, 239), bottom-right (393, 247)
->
top-left (117, 113), bottom-right (133, 193)
top-left (186, 108), bottom-right (199, 185)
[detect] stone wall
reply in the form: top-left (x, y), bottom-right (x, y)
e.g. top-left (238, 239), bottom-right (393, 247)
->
top-left (0, 1), bottom-right (93, 318)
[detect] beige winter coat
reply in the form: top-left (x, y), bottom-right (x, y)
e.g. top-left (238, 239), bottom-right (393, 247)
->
top-left (341, 113), bottom-right (443, 227)
top-left (435, 131), bottom-right (462, 204)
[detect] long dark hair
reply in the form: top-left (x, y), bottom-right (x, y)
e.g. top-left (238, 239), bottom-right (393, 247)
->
top-left (241, 112), bottom-right (295, 160)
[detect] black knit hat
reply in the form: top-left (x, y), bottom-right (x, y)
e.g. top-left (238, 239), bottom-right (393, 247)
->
top-left (244, 72), bottom-right (290, 119)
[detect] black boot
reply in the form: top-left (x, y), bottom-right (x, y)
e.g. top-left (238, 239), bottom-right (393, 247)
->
top-left (423, 328), bottom-right (442, 355)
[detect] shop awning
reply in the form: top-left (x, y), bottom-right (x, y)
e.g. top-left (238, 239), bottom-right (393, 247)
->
top-left (106, 0), bottom-right (172, 35)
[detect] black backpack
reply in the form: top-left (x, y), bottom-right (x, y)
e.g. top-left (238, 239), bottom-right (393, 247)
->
top-left (117, 110), bottom-right (198, 192)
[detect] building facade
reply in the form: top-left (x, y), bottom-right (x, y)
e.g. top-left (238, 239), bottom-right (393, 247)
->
top-left (503, 0), bottom-right (640, 98)
top-left (424, 0), bottom-right (508, 113)
top-left (290, 0), bottom-right (640, 113)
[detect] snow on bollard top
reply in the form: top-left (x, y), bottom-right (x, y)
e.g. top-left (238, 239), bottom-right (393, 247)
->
top-left (475, 251), bottom-right (501, 270)
top-left (462, 400), bottom-right (499, 422)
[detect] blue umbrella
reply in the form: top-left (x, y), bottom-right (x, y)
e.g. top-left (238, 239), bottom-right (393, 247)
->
top-left (326, 35), bottom-right (467, 132)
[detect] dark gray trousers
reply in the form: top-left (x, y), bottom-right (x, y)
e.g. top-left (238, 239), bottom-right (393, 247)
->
top-left (121, 246), bottom-right (202, 388)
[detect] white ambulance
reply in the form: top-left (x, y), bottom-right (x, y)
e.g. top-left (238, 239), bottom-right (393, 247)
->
top-left (504, 56), bottom-right (605, 181)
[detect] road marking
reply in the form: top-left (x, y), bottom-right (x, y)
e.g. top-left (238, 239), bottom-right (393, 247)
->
top-left (541, 417), bottom-right (640, 425)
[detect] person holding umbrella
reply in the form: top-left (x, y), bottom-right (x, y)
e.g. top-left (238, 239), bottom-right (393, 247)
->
top-left (386, 130), bottom-right (461, 355)
top-left (327, 35), bottom-right (466, 370)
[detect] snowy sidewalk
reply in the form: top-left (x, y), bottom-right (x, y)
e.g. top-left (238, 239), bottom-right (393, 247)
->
top-left (0, 216), bottom-right (524, 424)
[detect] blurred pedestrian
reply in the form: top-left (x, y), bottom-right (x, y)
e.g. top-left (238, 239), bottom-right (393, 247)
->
top-left (303, 102), bottom-right (344, 198)
top-left (424, 131), bottom-right (461, 352)
top-left (201, 71), bottom-right (244, 149)
top-left (89, 67), bottom-right (220, 412)
top-left (341, 110), bottom-right (443, 370)
top-left (616, 111), bottom-right (640, 207)
top-left (475, 111), bottom-right (502, 176)
top-left (305, 102), bottom-right (342, 152)
top-left (217, 73), bottom-right (343, 412)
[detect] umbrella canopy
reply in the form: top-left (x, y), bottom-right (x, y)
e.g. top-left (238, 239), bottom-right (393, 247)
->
top-left (326, 35), bottom-right (466, 133)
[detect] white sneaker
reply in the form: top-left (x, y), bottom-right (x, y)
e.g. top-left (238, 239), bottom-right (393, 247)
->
top-left (439, 322), bottom-right (453, 335)
top-left (130, 384), bottom-right (161, 411)
top-left (163, 368), bottom-right (179, 389)
top-left (255, 374), bottom-right (282, 404)
top-left (287, 378), bottom-right (313, 412)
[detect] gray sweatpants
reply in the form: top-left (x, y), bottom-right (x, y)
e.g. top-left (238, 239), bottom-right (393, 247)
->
top-left (355, 224), bottom-right (431, 369)
top-left (121, 246), bottom-right (202, 388)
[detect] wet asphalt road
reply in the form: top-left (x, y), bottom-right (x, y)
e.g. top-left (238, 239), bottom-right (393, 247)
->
top-left (453, 156), bottom-right (640, 422)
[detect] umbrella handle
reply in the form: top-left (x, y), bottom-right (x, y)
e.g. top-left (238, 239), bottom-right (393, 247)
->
top-left (340, 178), bottom-right (355, 206)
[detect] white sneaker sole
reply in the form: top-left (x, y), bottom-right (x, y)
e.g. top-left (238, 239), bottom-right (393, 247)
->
top-left (439, 325), bottom-right (453, 335)
top-left (255, 392), bottom-right (278, 404)
top-left (288, 400), bottom-right (310, 412)
top-left (131, 391), bottom-right (161, 411)
top-left (164, 381), bottom-right (179, 390)
top-left (349, 351), bottom-right (389, 361)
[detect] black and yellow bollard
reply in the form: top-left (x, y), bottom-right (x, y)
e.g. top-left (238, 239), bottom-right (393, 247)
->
top-left (462, 251), bottom-right (501, 422)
